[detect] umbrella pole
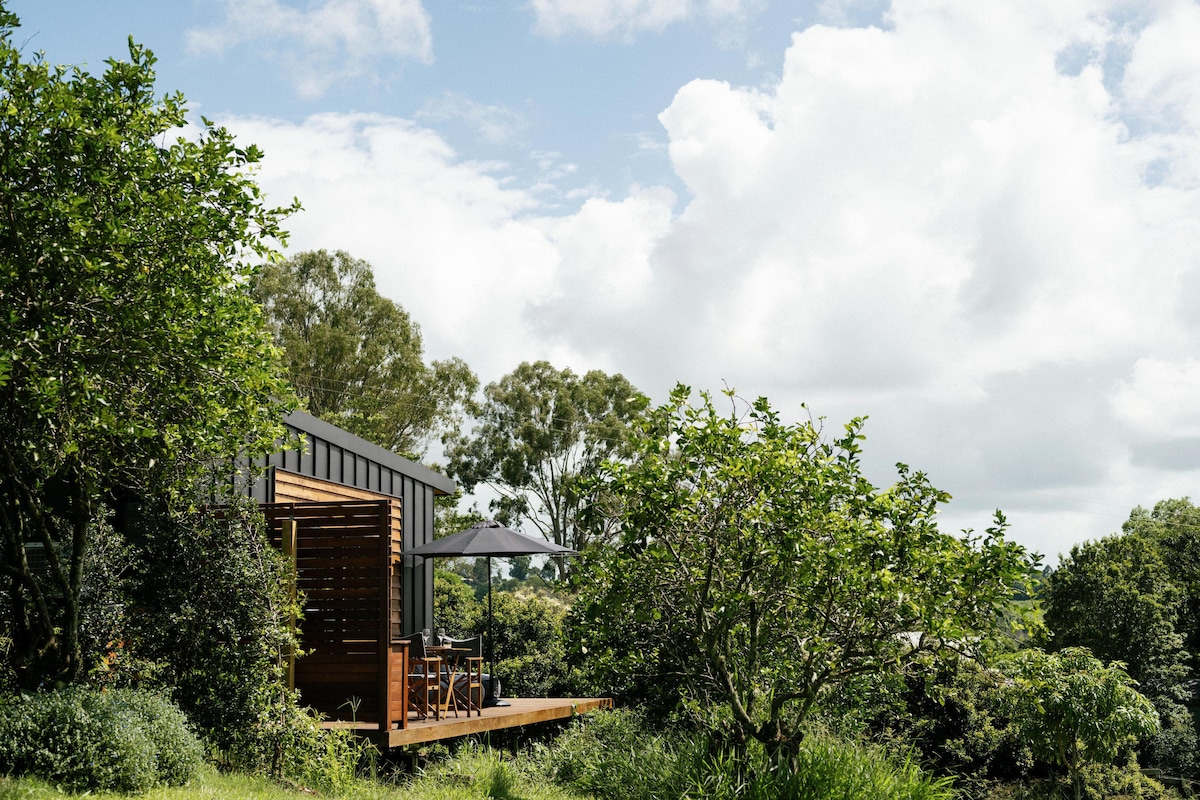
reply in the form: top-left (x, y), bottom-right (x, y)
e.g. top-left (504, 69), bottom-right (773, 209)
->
top-left (485, 554), bottom-right (509, 707)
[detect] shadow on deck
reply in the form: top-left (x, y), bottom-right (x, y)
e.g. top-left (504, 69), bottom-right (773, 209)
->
top-left (324, 697), bottom-right (614, 748)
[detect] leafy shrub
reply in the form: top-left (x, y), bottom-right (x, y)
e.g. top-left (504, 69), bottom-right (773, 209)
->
top-left (119, 501), bottom-right (300, 757)
top-left (434, 570), bottom-right (483, 638)
top-left (700, 733), bottom-right (957, 800)
top-left (538, 708), bottom-right (955, 800)
top-left (979, 764), bottom-right (1180, 800)
top-left (856, 657), bottom-right (1034, 794)
top-left (0, 686), bottom-right (202, 793)
top-left (224, 696), bottom-right (376, 794)
top-left (489, 590), bottom-right (569, 697)
top-left (563, 571), bottom-right (691, 719)
top-left (1074, 762), bottom-right (1177, 800)
top-left (1147, 700), bottom-right (1199, 779)
top-left (416, 743), bottom-right (571, 800)
top-left (539, 707), bottom-right (682, 800)
top-left (116, 690), bottom-right (206, 786)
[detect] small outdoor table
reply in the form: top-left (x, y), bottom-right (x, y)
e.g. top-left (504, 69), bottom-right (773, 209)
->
top-left (425, 645), bottom-right (471, 717)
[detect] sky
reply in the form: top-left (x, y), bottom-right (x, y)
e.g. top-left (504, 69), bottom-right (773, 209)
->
top-left (8, 0), bottom-right (1200, 563)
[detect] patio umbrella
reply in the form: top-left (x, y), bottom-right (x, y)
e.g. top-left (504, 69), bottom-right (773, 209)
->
top-left (404, 520), bottom-right (577, 706)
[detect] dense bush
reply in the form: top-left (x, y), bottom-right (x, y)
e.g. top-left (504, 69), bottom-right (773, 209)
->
top-left (538, 707), bottom-right (684, 800)
top-left (850, 658), bottom-right (1034, 795)
top-left (223, 697), bottom-right (376, 794)
top-left (432, 573), bottom-right (576, 698)
top-left (978, 764), bottom-right (1179, 800)
top-left (0, 687), bottom-right (203, 793)
top-left (433, 570), bottom-right (483, 638)
top-left (111, 501), bottom-right (300, 758)
top-left (562, 569), bottom-right (691, 718)
top-left (538, 708), bottom-right (956, 800)
top-left (488, 590), bottom-right (570, 697)
top-left (1148, 700), bottom-right (1200, 779)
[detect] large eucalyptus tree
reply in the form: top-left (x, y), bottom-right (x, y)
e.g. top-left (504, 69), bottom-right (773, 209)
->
top-left (444, 361), bottom-right (647, 577)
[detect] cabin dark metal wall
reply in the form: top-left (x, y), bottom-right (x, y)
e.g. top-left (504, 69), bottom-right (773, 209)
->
top-left (247, 410), bottom-right (455, 635)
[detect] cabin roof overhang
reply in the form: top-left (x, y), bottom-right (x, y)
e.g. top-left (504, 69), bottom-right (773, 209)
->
top-left (283, 409), bottom-right (457, 496)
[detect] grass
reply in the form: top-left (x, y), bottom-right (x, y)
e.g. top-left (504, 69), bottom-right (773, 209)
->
top-left (0, 710), bottom-right (958, 800)
top-left (0, 752), bottom-right (580, 800)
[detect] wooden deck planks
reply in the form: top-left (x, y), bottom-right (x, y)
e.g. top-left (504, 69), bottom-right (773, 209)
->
top-left (324, 697), bottom-right (614, 748)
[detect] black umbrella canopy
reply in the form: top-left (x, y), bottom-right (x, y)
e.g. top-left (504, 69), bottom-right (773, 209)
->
top-left (405, 519), bottom-right (577, 558)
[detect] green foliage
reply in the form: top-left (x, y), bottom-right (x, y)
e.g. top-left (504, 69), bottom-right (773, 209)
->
top-left (1000, 647), bottom-right (1160, 800)
top-left (1123, 499), bottom-right (1200, 668)
top-left (444, 360), bottom-right (648, 576)
top-left (1148, 701), bottom-right (1199, 781)
top-left (538, 708), bottom-right (956, 800)
top-left (574, 386), bottom-right (1036, 757)
top-left (537, 707), bottom-right (686, 800)
top-left (115, 502), bottom-right (300, 756)
top-left (414, 744), bottom-right (576, 800)
top-left (46, 501), bottom-right (332, 787)
top-left (252, 249), bottom-right (477, 458)
top-left (1044, 533), bottom-right (1190, 705)
top-left (489, 590), bottom-right (570, 697)
top-left (434, 570), bottom-right (483, 639)
top-left (0, 6), bottom-right (296, 687)
top-left (225, 698), bottom-right (376, 795)
top-left (1042, 507), bottom-right (1200, 780)
top-left (856, 658), bottom-right (1034, 795)
top-left (978, 765), bottom-right (1179, 800)
top-left (1070, 762), bottom-right (1179, 800)
top-left (0, 686), bottom-right (203, 793)
top-left (433, 571), bottom-right (574, 696)
top-left (722, 733), bottom-right (957, 800)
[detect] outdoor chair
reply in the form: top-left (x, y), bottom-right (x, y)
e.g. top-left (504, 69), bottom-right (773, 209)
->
top-left (402, 632), bottom-right (442, 720)
top-left (442, 635), bottom-right (486, 715)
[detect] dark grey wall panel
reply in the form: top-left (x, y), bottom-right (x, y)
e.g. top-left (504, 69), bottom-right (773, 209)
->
top-left (248, 410), bottom-right (453, 641)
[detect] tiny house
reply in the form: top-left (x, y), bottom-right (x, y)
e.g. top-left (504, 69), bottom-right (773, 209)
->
top-left (246, 410), bottom-right (456, 729)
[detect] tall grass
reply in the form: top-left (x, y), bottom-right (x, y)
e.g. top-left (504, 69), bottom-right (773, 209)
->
top-left (1, 708), bottom-right (956, 800)
top-left (540, 707), bottom-right (957, 800)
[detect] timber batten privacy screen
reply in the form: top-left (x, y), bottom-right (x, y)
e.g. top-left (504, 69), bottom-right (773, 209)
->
top-left (243, 410), bottom-right (456, 729)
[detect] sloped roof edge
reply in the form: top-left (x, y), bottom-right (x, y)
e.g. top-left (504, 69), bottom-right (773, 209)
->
top-left (283, 409), bottom-right (457, 496)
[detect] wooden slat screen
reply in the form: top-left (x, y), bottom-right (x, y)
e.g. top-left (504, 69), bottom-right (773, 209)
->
top-left (261, 500), bottom-right (405, 728)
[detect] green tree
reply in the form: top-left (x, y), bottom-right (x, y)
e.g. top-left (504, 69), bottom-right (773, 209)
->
top-left (508, 555), bottom-right (531, 582)
top-left (1123, 498), bottom-right (1200, 660)
top-left (1043, 533), bottom-right (1190, 705)
top-left (573, 386), bottom-right (1034, 762)
top-left (432, 569), bottom-right (482, 639)
top-left (444, 360), bottom-right (647, 577)
top-left (0, 13), bottom-right (296, 688)
top-left (251, 249), bottom-right (477, 458)
top-left (118, 501), bottom-right (299, 755)
top-left (489, 590), bottom-right (570, 697)
top-left (1001, 647), bottom-right (1159, 800)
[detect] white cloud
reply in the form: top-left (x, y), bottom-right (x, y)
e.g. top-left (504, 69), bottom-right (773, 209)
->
top-left (225, 112), bottom-right (586, 377)
top-left (1113, 357), bottom-right (1200, 439)
top-left (231, 0), bottom-right (1200, 560)
top-left (530, 0), bottom-right (759, 40)
top-left (188, 0), bottom-right (432, 98)
top-left (417, 92), bottom-right (528, 146)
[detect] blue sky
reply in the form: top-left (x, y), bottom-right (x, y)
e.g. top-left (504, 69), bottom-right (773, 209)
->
top-left (10, 1), bottom-right (803, 204)
top-left (9, 0), bottom-right (1200, 562)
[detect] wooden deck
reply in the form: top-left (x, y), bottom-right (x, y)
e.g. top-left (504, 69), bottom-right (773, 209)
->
top-left (325, 697), bottom-right (613, 748)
